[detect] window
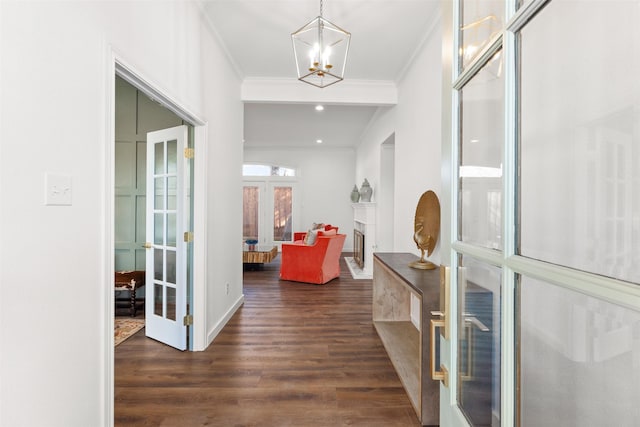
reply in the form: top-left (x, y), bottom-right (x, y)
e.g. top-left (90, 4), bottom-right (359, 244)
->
top-left (243, 164), bottom-right (296, 177)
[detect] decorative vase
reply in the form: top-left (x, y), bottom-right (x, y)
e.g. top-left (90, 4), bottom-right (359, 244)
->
top-left (350, 185), bottom-right (360, 203)
top-left (246, 239), bottom-right (258, 251)
top-left (359, 179), bottom-right (373, 202)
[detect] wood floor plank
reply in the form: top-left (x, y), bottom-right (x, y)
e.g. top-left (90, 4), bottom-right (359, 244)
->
top-left (115, 255), bottom-right (423, 426)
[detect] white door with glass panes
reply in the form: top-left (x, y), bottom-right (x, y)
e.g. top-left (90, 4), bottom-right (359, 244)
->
top-left (145, 125), bottom-right (188, 351)
top-left (440, 1), bottom-right (640, 426)
top-left (243, 180), bottom-right (296, 250)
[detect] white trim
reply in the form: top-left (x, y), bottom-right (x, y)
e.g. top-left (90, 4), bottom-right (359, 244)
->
top-left (115, 58), bottom-right (205, 127)
top-left (207, 295), bottom-right (245, 346)
top-left (191, 125), bottom-right (209, 351)
top-left (506, 0), bottom-right (551, 33)
top-left (453, 33), bottom-right (503, 91)
top-left (452, 242), bottom-right (504, 266)
top-left (241, 77), bottom-right (397, 106)
top-left (102, 46), bottom-right (117, 427)
top-left (104, 47), bottom-right (211, 422)
top-left (507, 255), bottom-right (640, 312)
top-left (501, 5), bottom-right (518, 423)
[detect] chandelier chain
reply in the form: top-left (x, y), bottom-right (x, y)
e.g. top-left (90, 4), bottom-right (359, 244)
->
top-left (320, 0), bottom-right (323, 17)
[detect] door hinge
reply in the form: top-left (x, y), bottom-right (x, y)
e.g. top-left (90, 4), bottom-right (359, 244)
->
top-left (183, 314), bottom-right (193, 326)
top-left (184, 231), bottom-right (194, 242)
top-left (184, 148), bottom-right (194, 159)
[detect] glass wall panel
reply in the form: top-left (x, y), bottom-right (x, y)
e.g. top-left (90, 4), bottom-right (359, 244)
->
top-left (273, 186), bottom-right (292, 242)
top-left (520, 0), bottom-right (640, 284)
top-left (461, 0), bottom-right (503, 68)
top-left (519, 276), bottom-right (640, 426)
top-left (458, 255), bottom-right (502, 426)
top-left (460, 50), bottom-right (504, 250)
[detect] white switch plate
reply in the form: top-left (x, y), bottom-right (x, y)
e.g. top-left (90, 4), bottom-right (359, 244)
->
top-left (45, 173), bottom-right (72, 206)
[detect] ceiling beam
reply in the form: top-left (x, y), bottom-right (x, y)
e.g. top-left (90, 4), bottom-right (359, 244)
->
top-left (241, 78), bottom-right (397, 106)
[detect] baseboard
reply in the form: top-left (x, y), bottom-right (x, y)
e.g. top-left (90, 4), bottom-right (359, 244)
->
top-left (206, 294), bottom-right (245, 347)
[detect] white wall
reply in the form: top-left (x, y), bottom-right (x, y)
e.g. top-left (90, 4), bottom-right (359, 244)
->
top-left (355, 15), bottom-right (443, 263)
top-left (0, 1), bottom-right (242, 426)
top-left (244, 147), bottom-right (356, 250)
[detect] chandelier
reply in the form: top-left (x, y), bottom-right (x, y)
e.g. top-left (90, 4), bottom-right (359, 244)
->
top-left (291, 0), bottom-right (351, 88)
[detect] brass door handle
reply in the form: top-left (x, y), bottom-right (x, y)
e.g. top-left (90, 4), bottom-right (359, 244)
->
top-left (430, 318), bottom-right (449, 387)
top-left (143, 242), bottom-right (152, 249)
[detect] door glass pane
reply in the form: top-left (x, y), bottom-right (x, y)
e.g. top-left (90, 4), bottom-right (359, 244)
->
top-left (519, 275), bottom-right (640, 426)
top-left (154, 248), bottom-right (163, 281)
top-left (459, 49), bottom-right (504, 250)
top-left (154, 142), bottom-right (164, 174)
top-left (166, 250), bottom-right (176, 284)
top-left (243, 186), bottom-right (259, 241)
top-left (520, 0), bottom-right (640, 284)
top-left (154, 284), bottom-right (163, 316)
top-left (273, 186), bottom-right (292, 242)
top-left (167, 176), bottom-right (177, 210)
top-left (154, 213), bottom-right (164, 245)
top-left (461, 0), bottom-right (503, 68)
top-left (167, 139), bottom-right (177, 174)
top-left (154, 177), bottom-right (164, 210)
top-left (166, 286), bottom-right (176, 321)
top-left (458, 255), bottom-right (501, 426)
top-left (166, 213), bottom-right (176, 247)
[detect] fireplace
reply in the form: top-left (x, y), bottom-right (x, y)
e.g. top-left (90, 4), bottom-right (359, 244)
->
top-left (353, 229), bottom-right (365, 268)
top-left (351, 202), bottom-right (375, 278)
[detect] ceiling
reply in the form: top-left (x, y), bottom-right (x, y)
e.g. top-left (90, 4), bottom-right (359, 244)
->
top-left (200, 0), bottom-right (440, 148)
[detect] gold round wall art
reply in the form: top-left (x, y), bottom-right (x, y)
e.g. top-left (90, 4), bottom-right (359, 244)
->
top-left (409, 190), bottom-right (440, 270)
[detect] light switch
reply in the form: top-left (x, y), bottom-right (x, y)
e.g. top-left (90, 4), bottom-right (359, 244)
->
top-left (45, 173), bottom-right (72, 206)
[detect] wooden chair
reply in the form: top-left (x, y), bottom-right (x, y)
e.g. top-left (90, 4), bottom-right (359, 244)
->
top-left (114, 270), bottom-right (145, 317)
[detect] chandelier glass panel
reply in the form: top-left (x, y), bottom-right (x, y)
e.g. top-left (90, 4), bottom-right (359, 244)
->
top-left (291, 0), bottom-right (351, 88)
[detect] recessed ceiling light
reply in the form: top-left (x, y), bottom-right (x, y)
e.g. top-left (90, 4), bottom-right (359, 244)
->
top-left (316, 139), bottom-right (323, 144)
top-left (315, 105), bottom-right (324, 111)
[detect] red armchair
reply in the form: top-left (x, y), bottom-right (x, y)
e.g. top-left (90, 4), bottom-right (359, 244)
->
top-left (280, 231), bottom-right (346, 284)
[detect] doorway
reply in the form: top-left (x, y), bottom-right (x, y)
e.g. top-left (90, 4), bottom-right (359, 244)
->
top-left (114, 75), bottom-right (193, 351)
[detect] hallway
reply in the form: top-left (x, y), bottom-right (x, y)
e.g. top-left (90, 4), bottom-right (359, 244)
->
top-left (114, 256), bottom-right (422, 426)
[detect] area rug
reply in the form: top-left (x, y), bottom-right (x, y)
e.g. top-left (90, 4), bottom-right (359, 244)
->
top-left (114, 318), bottom-right (145, 347)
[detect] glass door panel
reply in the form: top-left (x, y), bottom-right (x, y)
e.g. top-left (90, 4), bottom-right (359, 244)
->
top-left (460, 49), bottom-right (504, 250)
top-left (519, 0), bottom-right (640, 284)
top-left (272, 186), bottom-right (293, 242)
top-left (519, 275), bottom-right (640, 426)
top-left (243, 181), bottom-right (296, 248)
top-left (243, 184), bottom-right (261, 243)
top-left (460, 0), bottom-right (503, 68)
top-left (458, 255), bottom-right (501, 426)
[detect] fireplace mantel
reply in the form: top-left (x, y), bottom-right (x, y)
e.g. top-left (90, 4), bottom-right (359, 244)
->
top-left (352, 202), bottom-right (376, 277)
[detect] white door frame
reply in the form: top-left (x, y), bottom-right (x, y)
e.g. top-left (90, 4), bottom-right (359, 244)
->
top-left (103, 51), bottom-right (209, 426)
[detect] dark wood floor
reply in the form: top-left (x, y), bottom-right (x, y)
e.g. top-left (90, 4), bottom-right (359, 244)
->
top-left (115, 255), bottom-right (421, 426)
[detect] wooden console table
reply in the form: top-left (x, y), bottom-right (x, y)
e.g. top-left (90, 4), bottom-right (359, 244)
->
top-left (373, 253), bottom-right (441, 426)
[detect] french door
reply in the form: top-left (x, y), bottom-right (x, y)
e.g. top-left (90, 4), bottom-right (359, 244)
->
top-left (243, 180), bottom-right (297, 249)
top-left (442, 1), bottom-right (640, 426)
top-left (145, 125), bottom-right (189, 350)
